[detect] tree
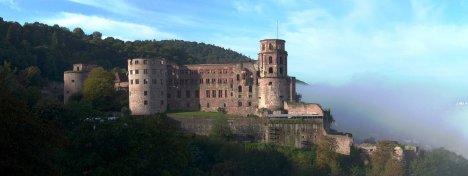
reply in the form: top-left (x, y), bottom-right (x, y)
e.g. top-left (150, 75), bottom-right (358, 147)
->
top-left (315, 135), bottom-right (342, 176)
top-left (369, 141), bottom-right (405, 176)
top-left (83, 67), bottom-right (115, 110)
top-left (410, 148), bottom-right (468, 176)
top-left (56, 115), bottom-right (194, 175)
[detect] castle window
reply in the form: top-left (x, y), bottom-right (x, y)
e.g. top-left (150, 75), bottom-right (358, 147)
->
top-left (71, 79), bottom-right (75, 83)
top-left (223, 103), bottom-right (226, 107)
top-left (242, 73), bottom-right (245, 80)
top-left (259, 97), bottom-right (261, 99)
top-left (200, 79), bottom-right (203, 84)
top-left (238, 86), bottom-right (242, 92)
top-left (238, 101), bottom-right (242, 107)
top-left (279, 57), bottom-right (283, 64)
top-left (236, 74), bottom-right (240, 81)
top-left (262, 44), bottom-right (265, 50)
top-left (248, 102), bottom-right (252, 107)
top-left (195, 90), bottom-right (199, 98)
top-left (219, 90), bottom-right (223, 98)
top-left (268, 82), bottom-right (272, 85)
top-left (212, 79), bottom-right (216, 84)
top-left (144, 60), bottom-right (148, 64)
top-left (207, 103), bottom-right (210, 108)
top-left (135, 60), bottom-right (139, 64)
top-left (135, 79), bottom-right (139, 84)
top-left (279, 67), bottom-right (283, 75)
top-left (152, 79), bottom-right (157, 84)
top-left (225, 90), bottom-right (227, 97)
top-left (144, 79), bottom-right (148, 84)
top-left (144, 100), bottom-right (148, 105)
top-left (206, 90), bottom-right (210, 98)
top-left (249, 85), bottom-right (252, 92)
top-left (231, 92), bottom-right (233, 97)
top-left (135, 70), bottom-right (139, 74)
top-left (129, 60), bottom-right (133, 65)
top-left (212, 90), bottom-right (216, 98)
top-left (269, 43), bottom-right (273, 50)
top-left (269, 56), bottom-right (272, 64)
top-left (160, 100), bottom-right (164, 105)
top-left (177, 90), bottom-right (181, 98)
top-left (186, 90), bottom-right (190, 98)
top-left (143, 69), bottom-right (147, 74)
top-left (144, 91), bottom-right (147, 96)
top-left (206, 79), bottom-right (210, 84)
top-left (268, 67), bottom-right (273, 73)
top-left (160, 79), bottom-right (163, 85)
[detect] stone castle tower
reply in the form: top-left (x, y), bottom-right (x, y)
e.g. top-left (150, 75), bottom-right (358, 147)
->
top-left (127, 59), bottom-right (168, 115)
top-left (257, 39), bottom-right (290, 110)
top-left (63, 64), bottom-right (97, 103)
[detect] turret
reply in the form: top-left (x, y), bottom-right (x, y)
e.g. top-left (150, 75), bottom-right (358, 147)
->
top-left (128, 58), bottom-right (167, 115)
top-left (257, 39), bottom-right (289, 110)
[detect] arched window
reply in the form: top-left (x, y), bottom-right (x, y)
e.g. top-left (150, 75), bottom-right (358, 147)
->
top-left (236, 74), bottom-right (240, 81)
top-left (268, 56), bottom-right (272, 64)
top-left (279, 67), bottom-right (283, 74)
top-left (238, 86), bottom-right (242, 92)
top-left (268, 67), bottom-right (273, 74)
top-left (279, 57), bottom-right (283, 64)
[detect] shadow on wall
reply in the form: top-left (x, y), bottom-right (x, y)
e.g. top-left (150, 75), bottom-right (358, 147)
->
top-left (297, 77), bottom-right (468, 158)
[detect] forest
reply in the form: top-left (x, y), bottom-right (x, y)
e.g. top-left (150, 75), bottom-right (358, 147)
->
top-left (1, 18), bottom-right (468, 176)
top-left (0, 17), bottom-right (250, 81)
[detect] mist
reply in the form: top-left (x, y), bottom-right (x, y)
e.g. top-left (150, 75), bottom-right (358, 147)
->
top-left (297, 77), bottom-right (468, 158)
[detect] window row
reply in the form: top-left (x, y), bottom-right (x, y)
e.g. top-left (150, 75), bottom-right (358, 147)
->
top-left (130, 79), bottom-right (164, 85)
top-left (142, 100), bottom-right (164, 106)
top-left (129, 60), bottom-right (165, 65)
top-left (167, 90), bottom-right (200, 99)
top-left (129, 69), bottom-right (166, 75)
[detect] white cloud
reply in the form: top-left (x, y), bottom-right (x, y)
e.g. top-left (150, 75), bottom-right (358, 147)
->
top-left (66, 0), bottom-right (144, 15)
top-left (279, 2), bottom-right (468, 86)
top-left (44, 12), bottom-right (177, 40)
top-left (233, 0), bottom-right (264, 14)
top-left (0, 0), bottom-right (20, 10)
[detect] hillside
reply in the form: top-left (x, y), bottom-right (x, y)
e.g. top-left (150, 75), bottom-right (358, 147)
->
top-left (0, 17), bottom-right (250, 81)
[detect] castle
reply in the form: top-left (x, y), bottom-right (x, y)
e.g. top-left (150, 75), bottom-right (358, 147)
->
top-left (63, 39), bottom-right (353, 155)
top-left (128, 39), bottom-right (297, 116)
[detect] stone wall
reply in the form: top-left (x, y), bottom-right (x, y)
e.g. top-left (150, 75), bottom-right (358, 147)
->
top-left (168, 115), bottom-right (352, 155)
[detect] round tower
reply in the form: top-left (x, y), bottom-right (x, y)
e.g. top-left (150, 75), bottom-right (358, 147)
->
top-left (257, 39), bottom-right (289, 110)
top-left (128, 58), bottom-right (167, 115)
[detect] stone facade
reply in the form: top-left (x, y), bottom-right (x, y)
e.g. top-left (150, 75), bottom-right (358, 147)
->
top-left (128, 39), bottom-right (297, 115)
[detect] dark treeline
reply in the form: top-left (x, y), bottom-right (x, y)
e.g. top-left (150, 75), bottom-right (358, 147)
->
top-left (0, 17), bottom-right (250, 81)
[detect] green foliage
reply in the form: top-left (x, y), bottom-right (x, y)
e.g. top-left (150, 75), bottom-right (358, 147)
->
top-left (55, 116), bottom-right (195, 175)
top-left (409, 148), bottom-right (468, 176)
top-left (0, 62), bottom-right (63, 175)
top-left (315, 135), bottom-right (342, 176)
top-left (369, 141), bottom-right (405, 176)
top-left (83, 67), bottom-right (115, 110)
top-left (0, 20), bottom-right (250, 81)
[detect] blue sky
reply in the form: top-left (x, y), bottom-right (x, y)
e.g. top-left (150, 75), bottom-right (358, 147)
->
top-left (1, 0), bottom-right (468, 155)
